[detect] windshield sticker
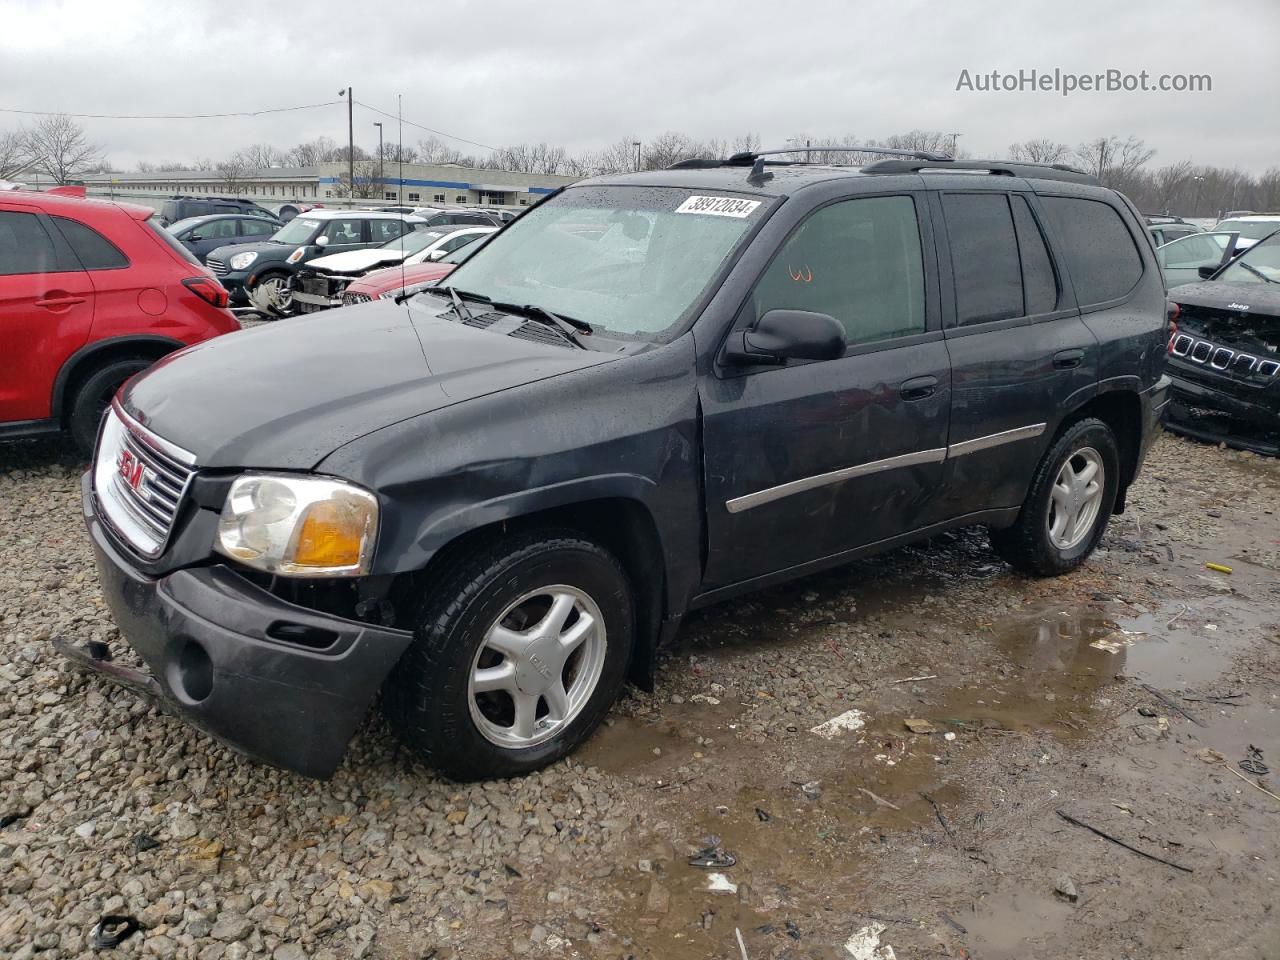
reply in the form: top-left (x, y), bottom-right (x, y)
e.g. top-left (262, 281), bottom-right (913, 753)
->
top-left (675, 196), bottom-right (762, 218)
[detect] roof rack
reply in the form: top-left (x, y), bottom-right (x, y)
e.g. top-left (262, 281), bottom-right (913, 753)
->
top-left (719, 145), bottom-right (952, 184)
top-left (860, 158), bottom-right (1098, 185)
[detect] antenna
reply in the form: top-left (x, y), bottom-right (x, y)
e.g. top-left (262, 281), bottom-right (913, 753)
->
top-left (399, 94), bottom-right (406, 301)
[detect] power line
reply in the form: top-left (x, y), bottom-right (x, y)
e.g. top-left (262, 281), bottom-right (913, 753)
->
top-left (0, 101), bottom-right (341, 120)
top-left (354, 100), bottom-right (499, 153)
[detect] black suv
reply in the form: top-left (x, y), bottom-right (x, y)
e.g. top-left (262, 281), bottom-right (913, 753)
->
top-left (158, 195), bottom-right (276, 226)
top-left (68, 149), bottom-right (1171, 781)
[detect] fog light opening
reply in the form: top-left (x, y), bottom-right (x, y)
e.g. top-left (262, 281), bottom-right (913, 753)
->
top-left (171, 639), bottom-right (214, 703)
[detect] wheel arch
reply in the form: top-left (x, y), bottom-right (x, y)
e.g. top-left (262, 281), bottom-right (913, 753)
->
top-left (1062, 386), bottom-right (1143, 513)
top-left (52, 335), bottom-right (185, 424)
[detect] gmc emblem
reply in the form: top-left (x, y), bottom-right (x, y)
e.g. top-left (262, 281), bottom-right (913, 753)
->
top-left (117, 448), bottom-right (146, 491)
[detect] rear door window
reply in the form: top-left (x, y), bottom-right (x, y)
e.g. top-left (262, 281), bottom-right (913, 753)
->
top-left (942, 193), bottom-right (1023, 325)
top-left (1010, 196), bottom-right (1058, 315)
top-left (51, 216), bottom-right (129, 269)
top-left (240, 218), bottom-right (276, 237)
top-left (0, 211), bottom-right (63, 276)
top-left (1040, 196), bottom-right (1143, 305)
top-left (370, 219), bottom-right (409, 243)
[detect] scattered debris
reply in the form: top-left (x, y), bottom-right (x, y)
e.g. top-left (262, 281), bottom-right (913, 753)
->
top-left (90, 915), bottom-right (141, 949)
top-left (1204, 562), bottom-right (1233, 574)
top-left (735, 926), bottom-right (750, 960)
top-left (1166, 604), bottom-right (1190, 629)
top-left (131, 834), bottom-right (161, 853)
top-left (903, 718), bottom-right (939, 734)
top-left (689, 845), bottom-right (737, 869)
top-left (1090, 630), bottom-right (1141, 653)
top-left (1196, 747), bottom-right (1226, 764)
top-left (810, 709), bottom-right (867, 739)
top-left (0, 808), bottom-right (32, 829)
top-left (843, 921), bottom-right (897, 960)
top-left (890, 675), bottom-right (938, 684)
top-left (1054, 873), bottom-right (1080, 902)
top-left (1137, 705), bottom-right (1158, 717)
top-left (1139, 683), bottom-right (1206, 727)
top-left (943, 732), bottom-right (957, 742)
top-left (1055, 810), bottom-right (1193, 872)
top-left (1239, 746), bottom-right (1268, 777)
top-left (706, 873), bottom-right (738, 894)
top-left (938, 912), bottom-right (967, 934)
top-left (858, 788), bottom-right (901, 810)
top-left (800, 780), bottom-right (822, 799)
top-left (690, 693), bottom-right (721, 705)
top-left (755, 807), bottom-right (771, 822)
top-left (922, 793), bottom-right (957, 843)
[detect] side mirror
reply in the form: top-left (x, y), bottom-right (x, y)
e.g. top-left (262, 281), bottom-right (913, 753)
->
top-left (725, 309), bottom-right (847, 365)
top-left (428, 249), bottom-right (446, 260)
top-left (186, 233), bottom-right (202, 242)
top-left (1198, 265), bottom-right (1217, 279)
top-left (314, 235), bottom-right (329, 248)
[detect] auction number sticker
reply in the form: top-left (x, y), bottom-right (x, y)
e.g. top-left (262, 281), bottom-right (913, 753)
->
top-left (675, 195), bottom-right (762, 218)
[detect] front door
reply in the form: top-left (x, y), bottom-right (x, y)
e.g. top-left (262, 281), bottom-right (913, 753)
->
top-left (700, 193), bottom-right (951, 589)
top-left (0, 206), bottom-right (94, 423)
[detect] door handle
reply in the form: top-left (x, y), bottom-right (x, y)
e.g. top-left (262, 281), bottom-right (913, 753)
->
top-left (900, 375), bottom-right (938, 401)
top-left (1053, 348), bottom-right (1085, 369)
top-left (35, 295), bottom-right (87, 309)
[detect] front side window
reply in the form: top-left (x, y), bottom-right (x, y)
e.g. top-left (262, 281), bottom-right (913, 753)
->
top-left (52, 216), bottom-right (129, 270)
top-left (445, 185), bottom-right (767, 342)
top-left (325, 219), bottom-right (364, 244)
top-left (0, 211), bottom-right (61, 276)
top-left (1217, 233), bottom-right (1280, 284)
top-left (1158, 232), bottom-right (1231, 269)
top-left (751, 195), bottom-right (925, 346)
top-left (1040, 196), bottom-right (1143, 305)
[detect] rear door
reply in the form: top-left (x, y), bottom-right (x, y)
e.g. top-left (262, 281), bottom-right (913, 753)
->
top-left (188, 217), bottom-right (239, 261)
top-left (930, 186), bottom-right (1099, 518)
top-left (320, 217), bottom-right (368, 255)
top-left (0, 206), bottom-right (94, 423)
top-left (700, 192), bottom-right (952, 588)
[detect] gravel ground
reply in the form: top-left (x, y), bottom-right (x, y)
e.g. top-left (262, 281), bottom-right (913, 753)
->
top-left (1, 430), bottom-right (1277, 959)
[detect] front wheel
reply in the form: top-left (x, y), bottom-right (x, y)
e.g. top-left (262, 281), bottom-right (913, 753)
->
top-left (382, 532), bottom-right (634, 781)
top-left (247, 272), bottom-right (294, 317)
top-left (990, 417), bottom-right (1120, 576)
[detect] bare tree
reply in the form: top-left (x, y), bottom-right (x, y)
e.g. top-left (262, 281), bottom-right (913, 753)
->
top-left (286, 137), bottom-right (337, 167)
top-left (415, 136), bottom-right (475, 166)
top-left (1075, 135), bottom-right (1154, 187)
top-left (0, 128), bottom-right (34, 180)
top-left (192, 156), bottom-right (216, 171)
top-left (240, 143), bottom-right (286, 169)
top-left (216, 155), bottom-right (251, 195)
top-left (333, 159), bottom-right (381, 199)
top-left (25, 114), bottom-right (101, 184)
top-left (1008, 139), bottom-right (1073, 164)
top-left (1151, 161), bottom-right (1194, 214)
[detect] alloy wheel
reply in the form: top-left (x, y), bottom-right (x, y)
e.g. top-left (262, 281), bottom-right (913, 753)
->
top-left (1047, 446), bottom-right (1105, 551)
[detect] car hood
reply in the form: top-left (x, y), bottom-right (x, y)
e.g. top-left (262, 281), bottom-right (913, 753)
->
top-left (308, 248), bottom-right (404, 274)
top-left (348, 262), bottom-right (455, 295)
top-left (121, 299), bottom-right (618, 470)
top-left (206, 240), bottom-right (291, 263)
top-left (1169, 280), bottom-right (1280, 317)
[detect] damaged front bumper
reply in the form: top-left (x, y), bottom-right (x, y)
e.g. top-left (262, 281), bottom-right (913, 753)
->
top-left (64, 476), bottom-right (414, 778)
top-left (293, 273), bottom-right (351, 313)
top-left (1167, 370), bottom-right (1280, 456)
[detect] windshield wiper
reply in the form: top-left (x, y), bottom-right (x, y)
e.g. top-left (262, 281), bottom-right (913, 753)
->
top-left (489, 301), bottom-right (592, 349)
top-left (1236, 261), bottom-right (1277, 284)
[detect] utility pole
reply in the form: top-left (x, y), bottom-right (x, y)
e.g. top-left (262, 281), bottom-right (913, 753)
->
top-left (633, 141), bottom-right (642, 172)
top-left (373, 122), bottom-right (383, 200)
top-left (949, 132), bottom-right (962, 157)
top-left (339, 87), bottom-right (354, 204)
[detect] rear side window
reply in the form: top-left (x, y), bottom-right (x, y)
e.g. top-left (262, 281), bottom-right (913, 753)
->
top-left (53, 216), bottom-right (129, 269)
top-left (1040, 196), bottom-right (1143, 305)
top-left (752, 195), bottom-right (926, 347)
top-left (1010, 196), bottom-right (1058, 315)
top-left (943, 193), bottom-right (1023, 325)
top-left (0, 211), bottom-right (62, 276)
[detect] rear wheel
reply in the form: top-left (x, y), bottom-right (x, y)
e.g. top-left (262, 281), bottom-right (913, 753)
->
top-left (990, 417), bottom-right (1120, 576)
top-left (382, 531), bottom-right (634, 781)
top-left (68, 357), bottom-right (152, 457)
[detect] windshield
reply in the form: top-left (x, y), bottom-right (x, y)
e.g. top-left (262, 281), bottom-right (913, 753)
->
top-left (1217, 233), bottom-right (1280, 283)
top-left (381, 229), bottom-right (448, 256)
top-left (442, 186), bottom-right (768, 341)
top-left (1216, 220), bottom-right (1280, 241)
top-left (271, 217), bottom-right (321, 244)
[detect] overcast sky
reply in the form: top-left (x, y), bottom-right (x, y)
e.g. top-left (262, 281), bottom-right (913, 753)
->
top-left (1, 0), bottom-right (1276, 173)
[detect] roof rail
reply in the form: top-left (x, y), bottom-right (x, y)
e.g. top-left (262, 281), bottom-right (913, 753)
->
top-left (860, 158), bottom-right (1098, 185)
top-left (726, 145), bottom-right (952, 166)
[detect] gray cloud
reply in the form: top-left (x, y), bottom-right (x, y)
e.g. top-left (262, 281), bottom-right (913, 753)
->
top-left (1, 0), bottom-right (1275, 171)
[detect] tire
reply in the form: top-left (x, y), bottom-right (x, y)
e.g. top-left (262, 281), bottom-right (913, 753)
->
top-left (68, 357), bottom-right (153, 457)
top-left (383, 531), bottom-right (634, 781)
top-left (247, 272), bottom-right (294, 318)
top-left (989, 417), bottom-right (1120, 577)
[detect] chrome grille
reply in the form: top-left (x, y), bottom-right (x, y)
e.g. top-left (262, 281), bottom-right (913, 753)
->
top-left (94, 407), bottom-right (196, 558)
top-left (207, 256), bottom-right (228, 277)
top-left (1172, 334), bottom-right (1279, 381)
top-left (342, 292), bottom-right (372, 305)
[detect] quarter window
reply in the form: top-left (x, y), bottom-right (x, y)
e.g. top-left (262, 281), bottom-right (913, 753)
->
top-left (1040, 196), bottom-right (1143, 305)
top-left (370, 219), bottom-right (409, 243)
top-left (942, 193), bottom-right (1023, 325)
top-left (752, 195), bottom-right (926, 347)
top-left (0, 211), bottom-right (61, 276)
top-left (52, 216), bottom-right (129, 269)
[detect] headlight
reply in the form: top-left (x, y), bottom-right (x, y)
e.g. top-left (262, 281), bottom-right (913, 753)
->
top-left (286, 247), bottom-right (306, 264)
top-left (229, 251), bottom-right (258, 270)
top-left (215, 473), bottom-right (378, 577)
top-left (380, 281), bottom-right (437, 300)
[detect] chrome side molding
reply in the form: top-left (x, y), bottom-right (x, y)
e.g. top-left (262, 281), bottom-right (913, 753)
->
top-left (947, 422), bottom-right (1046, 458)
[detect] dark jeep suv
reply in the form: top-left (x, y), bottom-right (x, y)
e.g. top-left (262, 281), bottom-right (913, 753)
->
top-left (67, 149), bottom-right (1171, 781)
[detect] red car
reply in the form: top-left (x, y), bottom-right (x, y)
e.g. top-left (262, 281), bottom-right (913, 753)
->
top-left (339, 261), bottom-right (457, 305)
top-left (0, 190), bottom-right (238, 453)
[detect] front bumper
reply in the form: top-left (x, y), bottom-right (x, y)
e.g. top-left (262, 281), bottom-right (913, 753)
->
top-left (68, 475), bottom-right (414, 778)
top-left (293, 274), bottom-right (350, 314)
top-left (1167, 372), bottom-right (1280, 455)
